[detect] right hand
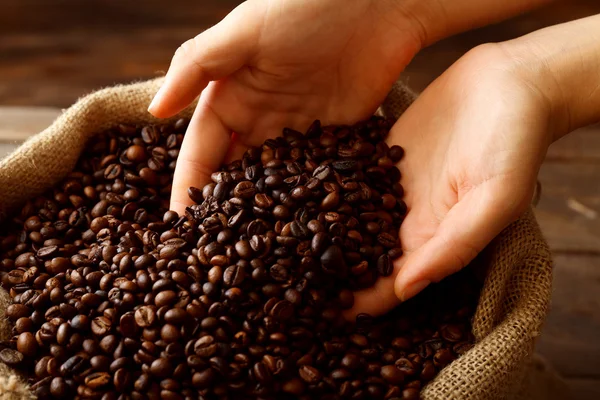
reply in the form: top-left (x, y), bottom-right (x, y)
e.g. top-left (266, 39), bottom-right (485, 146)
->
top-left (147, 0), bottom-right (424, 214)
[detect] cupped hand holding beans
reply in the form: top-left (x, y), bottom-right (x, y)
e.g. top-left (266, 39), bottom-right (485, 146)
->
top-left (149, 0), bottom-right (600, 314)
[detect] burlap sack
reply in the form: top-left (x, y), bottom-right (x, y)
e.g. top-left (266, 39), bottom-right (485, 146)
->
top-left (0, 78), bottom-right (553, 399)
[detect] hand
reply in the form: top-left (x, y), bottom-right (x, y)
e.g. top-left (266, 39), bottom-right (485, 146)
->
top-left (148, 0), bottom-right (422, 213)
top-left (349, 13), bottom-right (600, 317)
top-left (348, 44), bottom-right (552, 317)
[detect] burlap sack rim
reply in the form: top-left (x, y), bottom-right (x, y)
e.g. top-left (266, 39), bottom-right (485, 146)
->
top-left (0, 79), bottom-right (552, 400)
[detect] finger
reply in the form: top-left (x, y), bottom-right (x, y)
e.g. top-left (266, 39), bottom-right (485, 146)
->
top-left (343, 259), bottom-right (404, 320)
top-left (394, 180), bottom-right (528, 301)
top-left (170, 90), bottom-right (231, 215)
top-left (148, 2), bottom-right (262, 118)
top-left (224, 132), bottom-right (251, 165)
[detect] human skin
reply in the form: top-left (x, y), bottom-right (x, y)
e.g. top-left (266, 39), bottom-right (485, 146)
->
top-left (348, 13), bottom-right (600, 316)
top-left (148, 0), bottom-right (600, 315)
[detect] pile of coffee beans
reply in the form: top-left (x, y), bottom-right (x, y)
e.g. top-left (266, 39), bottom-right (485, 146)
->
top-left (0, 117), bottom-right (477, 400)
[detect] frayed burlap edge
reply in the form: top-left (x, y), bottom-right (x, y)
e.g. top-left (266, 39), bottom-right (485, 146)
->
top-left (0, 78), bottom-right (196, 224)
top-left (0, 79), bottom-right (552, 400)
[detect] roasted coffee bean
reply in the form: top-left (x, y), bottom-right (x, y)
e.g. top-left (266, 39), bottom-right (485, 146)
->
top-left (7, 304), bottom-right (30, 320)
top-left (234, 181), bottom-right (256, 199)
top-left (299, 365), bottom-right (322, 384)
top-left (377, 232), bottom-right (398, 248)
top-left (270, 300), bottom-right (294, 321)
top-left (320, 245), bottom-right (346, 274)
top-left (134, 306), bottom-right (156, 328)
top-left (381, 365), bottom-right (404, 384)
top-left (223, 265), bottom-right (245, 287)
top-left (0, 348), bottom-right (24, 366)
top-left (377, 254), bottom-right (393, 277)
top-left (17, 331), bottom-right (37, 357)
top-left (388, 145), bottom-right (405, 162)
top-left (85, 372), bottom-right (111, 389)
top-left (60, 355), bottom-right (86, 376)
top-left (192, 369), bottom-right (216, 389)
top-left (104, 164), bottom-right (122, 180)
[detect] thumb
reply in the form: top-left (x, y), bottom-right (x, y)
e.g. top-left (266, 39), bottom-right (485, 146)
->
top-left (395, 180), bottom-right (530, 301)
top-left (148, 2), bottom-right (262, 118)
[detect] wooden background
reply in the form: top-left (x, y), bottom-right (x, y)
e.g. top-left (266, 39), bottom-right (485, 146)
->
top-left (1, 1), bottom-right (599, 398)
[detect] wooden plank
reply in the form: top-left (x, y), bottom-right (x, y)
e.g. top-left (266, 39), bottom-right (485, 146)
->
top-left (0, 107), bottom-right (61, 141)
top-left (403, 0), bottom-right (600, 93)
top-left (536, 254), bottom-right (600, 378)
top-left (1, 0), bottom-right (599, 107)
top-left (0, 0), bottom-right (239, 108)
top-left (534, 162), bottom-right (600, 253)
top-left (0, 143), bottom-right (19, 161)
top-left (546, 124), bottom-right (600, 163)
top-left (564, 378), bottom-right (600, 400)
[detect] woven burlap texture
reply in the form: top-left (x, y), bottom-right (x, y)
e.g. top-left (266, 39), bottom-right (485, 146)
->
top-left (0, 78), bottom-right (552, 400)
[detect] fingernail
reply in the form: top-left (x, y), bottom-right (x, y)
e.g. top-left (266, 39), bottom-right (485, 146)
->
top-left (400, 280), bottom-right (430, 302)
top-left (148, 85), bottom-right (165, 114)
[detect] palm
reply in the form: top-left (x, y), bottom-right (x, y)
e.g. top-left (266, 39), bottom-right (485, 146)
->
top-left (203, 0), bottom-right (419, 157)
top-left (350, 47), bottom-right (549, 316)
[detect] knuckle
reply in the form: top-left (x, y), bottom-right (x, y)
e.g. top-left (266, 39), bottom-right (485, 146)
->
top-left (440, 235), bottom-right (480, 277)
top-left (175, 37), bottom-right (199, 59)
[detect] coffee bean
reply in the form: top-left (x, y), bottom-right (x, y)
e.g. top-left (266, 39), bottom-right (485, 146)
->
top-left (388, 145), bottom-right (405, 162)
top-left (0, 348), bottom-right (24, 366)
top-left (234, 240), bottom-right (252, 260)
top-left (234, 181), bottom-right (256, 199)
top-left (253, 361), bottom-right (272, 384)
top-left (37, 245), bottom-right (59, 259)
top-left (120, 312), bottom-right (138, 337)
top-left (377, 232), bottom-right (398, 248)
top-left (440, 324), bottom-right (464, 342)
top-left (161, 324), bottom-right (180, 342)
top-left (134, 306), bottom-right (156, 328)
top-left (104, 164), bottom-right (122, 180)
top-left (282, 377), bottom-right (306, 395)
top-left (320, 191), bottom-right (340, 211)
top-left (313, 165), bottom-right (332, 181)
top-left (377, 254), bottom-right (393, 277)
top-left (17, 331), bottom-right (37, 357)
top-left (7, 304), bottom-right (30, 320)
top-left (89, 316), bottom-right (111, 336)
top-left (114, 368), bottom-right (131, 392)
top-left (85, 372), bottom-right (111, 389)
top-left (380, 365), bottom-right (404, 384)
top-left (223, 265), bottom-right (245, 287)
top-left (15, 317), bottom-right (33, 334)
top-left (155, 290), bottom-right (177, 307)
top-left (150, 358), bottom-right (173, 379)
top-left (381, 194), bottom-right (397, 209)
top-left (270, 300), bottom-right (294, 321)
top-left (299, 365), bottom-right (322, 384)
top-left (320, 245), bottom-right (346, 274)
top-left (126, 145), bottom-right (147, 163)
top-left (192, 369), bottom-right (216, 389)
top-left (290, 186), bottom-right (310, 201)
top-left (71, 314), bottom-right (90, 330)
top-left (60, 355), bottom-right (86, 376)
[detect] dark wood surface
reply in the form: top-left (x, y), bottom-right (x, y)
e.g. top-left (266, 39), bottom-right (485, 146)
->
top-left (1, 1), bottom-right (599, 398)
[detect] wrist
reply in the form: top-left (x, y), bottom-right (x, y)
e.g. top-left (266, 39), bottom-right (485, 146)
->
top-left (496, 14), bottom-right (600, 142)
top-left (387, 0), bottom-right (553, 48)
